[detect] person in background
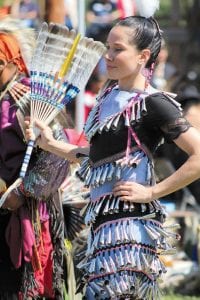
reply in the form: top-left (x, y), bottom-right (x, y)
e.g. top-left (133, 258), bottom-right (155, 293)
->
top-left (64, 0), bottom-right (78, 29)
top-left (84, 73), bottom-right (105, 122)
top-left (44, 0), bottom-right (66, 24)
top-left (11, 0), bottom-right (39, 28)
top-left (86, 0), bottom-right (119, 42)
top-left (116, 0), bottom-right (136, 18)
top-left (26, 15), bottom-right (200, 299)
top-left (151, 39), bottom-right (177, 91)
top-left (0, 17), bottom-right (75, 299)
top-left (157, 79), bottom-right (200, 205)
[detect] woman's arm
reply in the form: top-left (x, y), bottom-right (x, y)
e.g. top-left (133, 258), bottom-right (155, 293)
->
top-left (113, 126), bottom-right (200, 203)
top-left (26, 120), bottom-right (89, 164)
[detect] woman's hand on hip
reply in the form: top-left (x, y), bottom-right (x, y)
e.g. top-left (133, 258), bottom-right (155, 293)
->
top-left (113, 181), bottom-right (153, 203)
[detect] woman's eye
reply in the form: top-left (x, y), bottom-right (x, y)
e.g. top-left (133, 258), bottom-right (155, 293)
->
top-left (114, 48), bottom-right (123, 52)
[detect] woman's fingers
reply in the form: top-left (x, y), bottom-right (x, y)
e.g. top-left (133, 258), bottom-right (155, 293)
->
top-left (113, 181), bottom-right (135, 192)
top-left (113, 181), bottom-right (153, 203)
top-left (34, 119), bottom-right (48, 131)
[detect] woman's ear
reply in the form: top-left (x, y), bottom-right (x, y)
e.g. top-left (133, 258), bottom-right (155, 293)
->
top-left (138, 49), bottom-right (151, 65)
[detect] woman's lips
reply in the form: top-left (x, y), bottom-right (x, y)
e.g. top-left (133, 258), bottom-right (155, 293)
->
top-left (106, 65), bottom-right (116, 70)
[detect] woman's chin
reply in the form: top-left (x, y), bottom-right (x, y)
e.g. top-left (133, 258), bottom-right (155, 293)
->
top-left (107, 73), bottom-right (118, 80)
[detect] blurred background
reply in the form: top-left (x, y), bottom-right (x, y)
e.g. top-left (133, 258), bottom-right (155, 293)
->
top-left (1, 1), bottom-right (200, 299)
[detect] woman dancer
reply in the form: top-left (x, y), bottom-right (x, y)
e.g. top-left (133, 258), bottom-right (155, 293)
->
top-left (26, 15), bottom-right (200, 299)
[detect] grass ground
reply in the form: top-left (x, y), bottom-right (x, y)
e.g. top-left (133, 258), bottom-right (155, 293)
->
top-left (162, 295), bottom-right (200, 300)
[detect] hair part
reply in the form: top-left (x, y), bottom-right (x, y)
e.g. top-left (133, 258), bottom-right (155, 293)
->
top-left (115, 16), bottom-right (162, 68)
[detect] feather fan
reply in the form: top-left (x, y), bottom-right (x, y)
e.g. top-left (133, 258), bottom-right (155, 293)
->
top-left (0, 22), bottom-right (106, 207)
top-left (135, 0), bottom-right (160, 18)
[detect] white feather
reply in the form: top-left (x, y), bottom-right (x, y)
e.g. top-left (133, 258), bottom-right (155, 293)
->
top-left (135, 0), bottom-right (160, 18)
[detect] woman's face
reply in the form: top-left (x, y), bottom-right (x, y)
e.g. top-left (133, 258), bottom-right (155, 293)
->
top-left (104, 25), bottom-right (142, 83)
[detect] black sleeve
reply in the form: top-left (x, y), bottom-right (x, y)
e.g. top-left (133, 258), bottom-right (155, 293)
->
top-left (145, 93), bottom-right (191, 142)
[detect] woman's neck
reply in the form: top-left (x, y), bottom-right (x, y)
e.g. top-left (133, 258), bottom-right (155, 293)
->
top-left (118, 73), bottom-right (146, 92)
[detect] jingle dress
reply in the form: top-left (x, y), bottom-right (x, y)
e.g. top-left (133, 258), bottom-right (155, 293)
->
top-left (77, 84), bottom-right (190, 300)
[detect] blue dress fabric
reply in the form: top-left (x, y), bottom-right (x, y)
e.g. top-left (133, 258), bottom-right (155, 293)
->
top-left (77, 85), bottom-right (190, 300)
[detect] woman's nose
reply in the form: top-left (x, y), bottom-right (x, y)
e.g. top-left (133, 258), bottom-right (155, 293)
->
top-left (104, 49), bottom-right (114, 61)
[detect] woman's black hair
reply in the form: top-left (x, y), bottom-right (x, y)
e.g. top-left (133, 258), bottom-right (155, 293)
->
top-left (115, 16), bottom-right (162, 68)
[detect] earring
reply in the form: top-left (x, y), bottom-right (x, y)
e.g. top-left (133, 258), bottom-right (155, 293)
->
top-left (141, 63), bottom-right (155, 89)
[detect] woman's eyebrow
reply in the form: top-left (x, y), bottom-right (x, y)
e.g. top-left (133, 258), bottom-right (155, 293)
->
top-left (106, 41), bottom-right (125, 46)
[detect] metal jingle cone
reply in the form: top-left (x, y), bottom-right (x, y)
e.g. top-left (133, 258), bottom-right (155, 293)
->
top-left (105, 284), bottom-right (115, 298)
top-left (98, 122), bottom-right (106, 134)
top-left (129, 201), bottom-right (135, 212)
top-left (155, 226), bottom-right (170, 238)
top-left (102, 254), bottom-right (111, 273)
top-left (140, 212), bottom-right (156, 220)
top-left (99, 164), bottom-right (110, 185)
top-left (135, 248), bottom-right (142, 270)
top-left (141, 203), bottom-right (147, 212)
top-left (121, 221), bottom-right (129, 243)
top-left (117, 248), bottom-right (125, 268)
top-left (119, 276), bottom-right (129, 294)
top-left (163, 223), bottom-right (180, 230)
top-left (107, 163), bottom-right (115, 181)
top-left (88, 258), bottom-right (96, 274)
top-left (123, 201), bottom-right (130, 212)
top-left (85, 169), bottom-right (94, 187)
top-left (96, 255), bottom-right (105, 273)
top-left (99, 227), bottom-right (105, 247)
top-left (85, 204), bottom-right (93, 225)
top-left (114, 277), bottom-right (123, 296)
top-left (92, 230), bottom-right (100, 252)
top-left (129, 220), bottom-right (137, 243)
top-left (114, 223), bottom-right (121, 244)
top-left (89, 281), bottom-right (104, 295)
top-left (112, 113), bottom-right (121, 130)
top-left (125, 110), bottom-right (130, 127)
top-left (102, 197), bottom-right (110, 215)
top-left (141, 98), bottom-right (147, 115)
top-left (108, 251), bottom-right (117, 272)
top-left (94, 166), bottom-right (104, 186)
top-left (150, 259), bottom-right (159, 274)
top-left (128, 245), bottom-right (136, 267)
top-left (144, 225), bottom-right (159, 241)
top-left (90, 122), bottom-right (101, 137)
top-left (113, 196), bottom-right (120, 213)
top-left (90, 168), bottom-right (98, 187)
top-left (107, 225), bottom-right (112, 246)
top-left (80, 165), bottom-right (90, 179)
top-left (141, 252), bottom-right (149, 271)
top-left (105, 117), bottom-right (114, 131)
top-left (109, 197), bottom-right (116, 214)
top-left (94, 200), bottom-right (103, 216)
top-left (85, 285), bottom-right (96, 298)
top-left (115, 164), bottom-right (122, 180)
top-left (159, 248), bottom-right (176, 255)
top-left (130, 103), bottom-right (136, 124)
top-left (124, 247), bottom-right (132, 266)
top-left (136, 100), bottom-right (142, 120)
top-left (148, 201), bottom-right (156, 213)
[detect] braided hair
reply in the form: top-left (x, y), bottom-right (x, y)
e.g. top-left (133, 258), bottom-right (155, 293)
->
top-left (115, 16), bottom-right (162, 69)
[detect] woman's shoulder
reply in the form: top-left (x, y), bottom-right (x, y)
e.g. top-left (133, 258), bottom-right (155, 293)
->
top-left (145, 89), bottom-right (182, 112)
